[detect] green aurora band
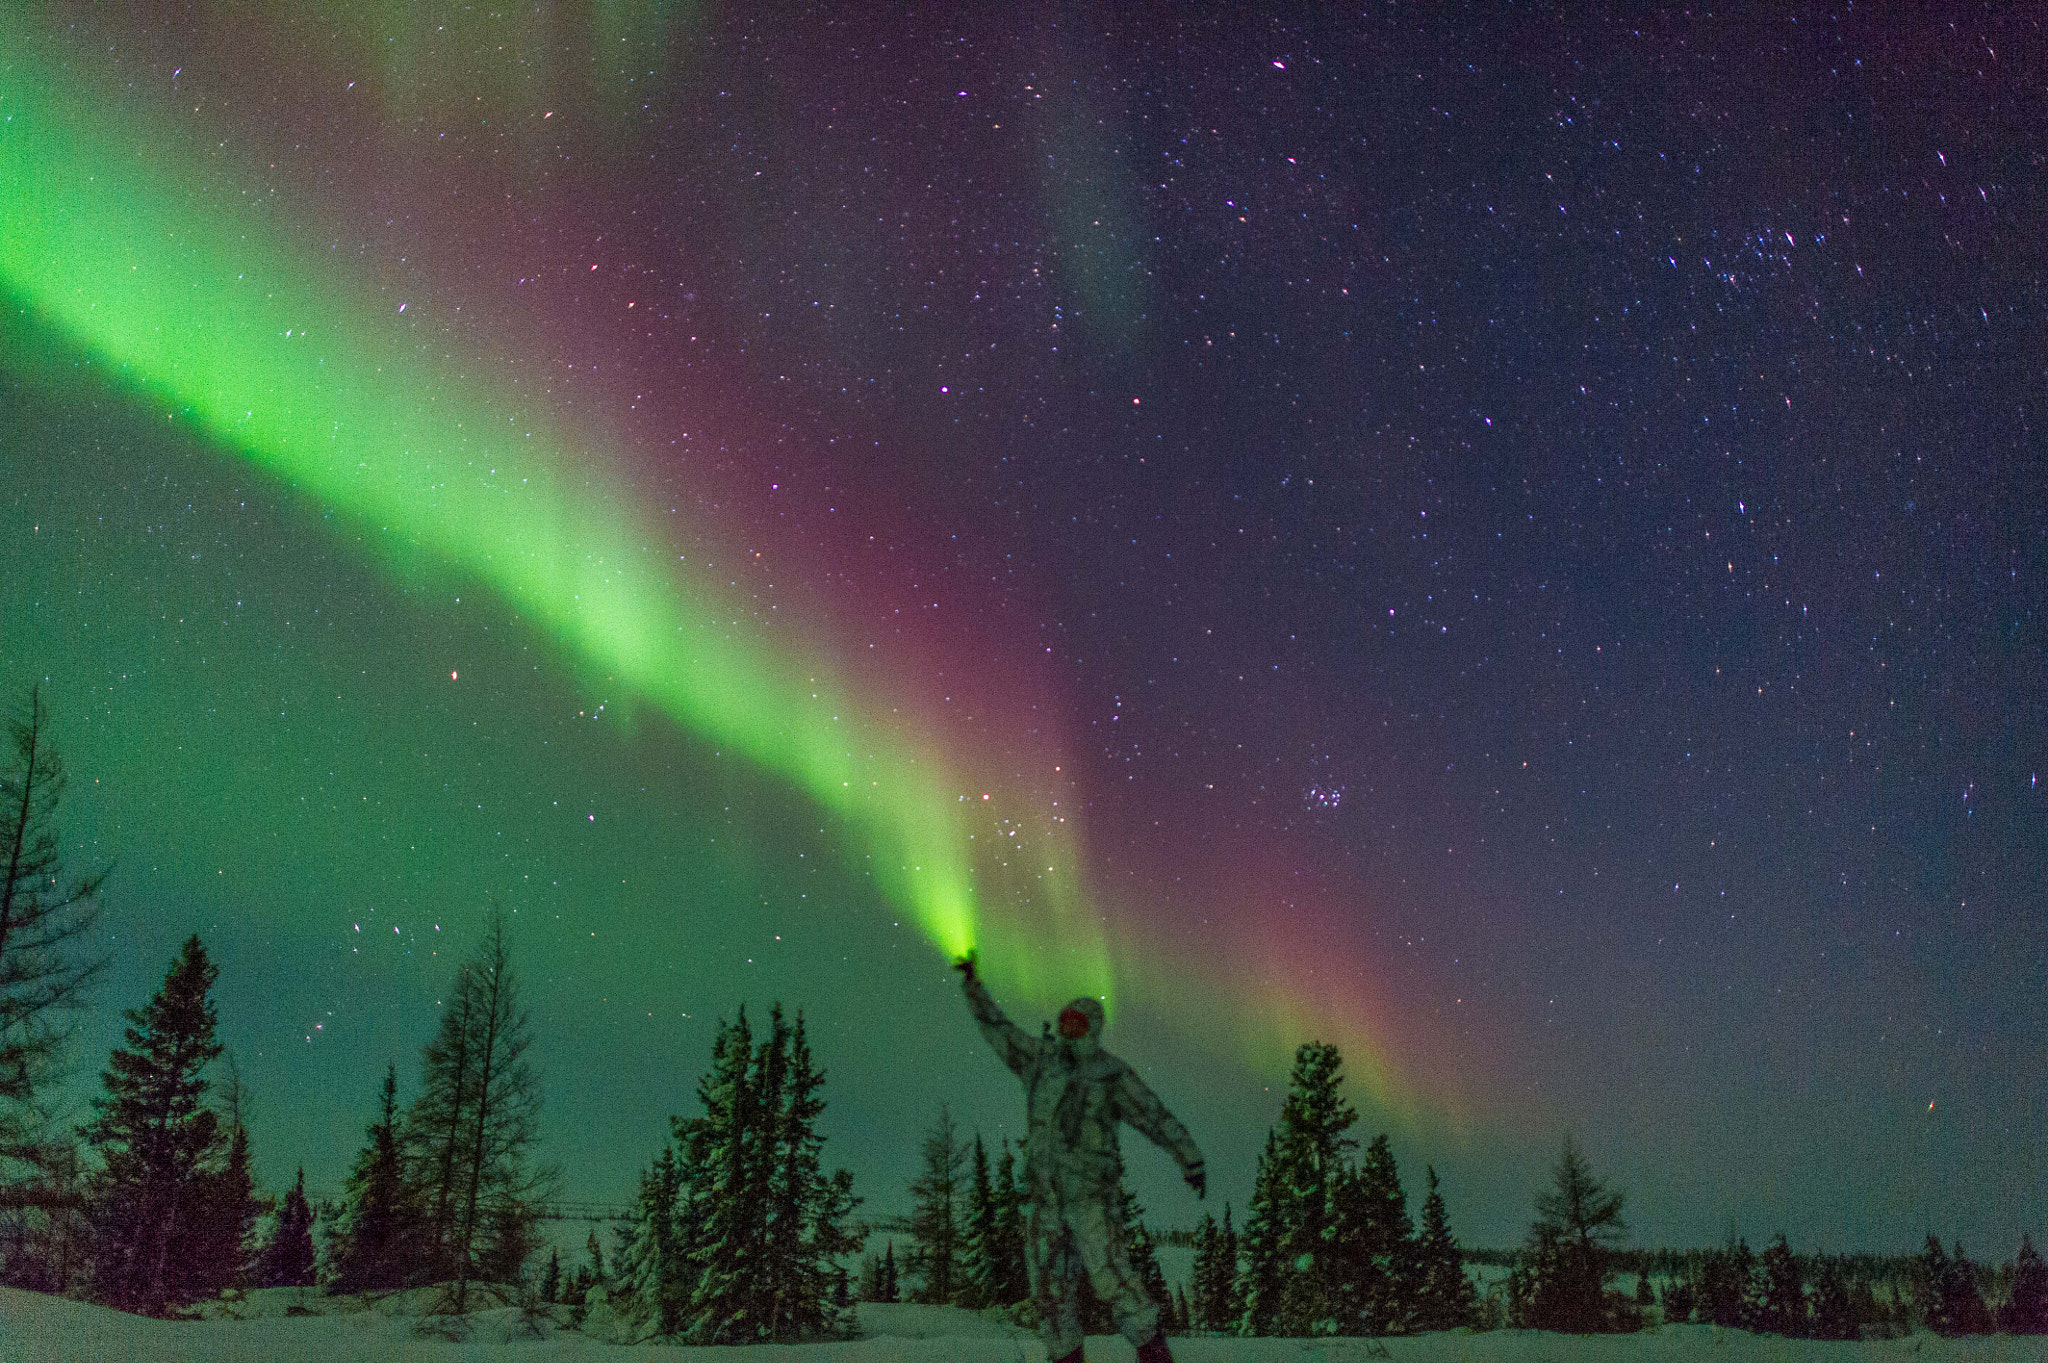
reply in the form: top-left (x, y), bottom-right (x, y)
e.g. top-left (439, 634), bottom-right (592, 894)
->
top-left (3, 39), bottom-right (1430, 1118)
top-left (0, 43), bottom-right (1118, 1006)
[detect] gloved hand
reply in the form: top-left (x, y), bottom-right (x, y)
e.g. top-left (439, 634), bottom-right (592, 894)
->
top-left (1186, 1167), bottom-right (1206, 1200)
top-left (954, 949), bottom-right (978, 984)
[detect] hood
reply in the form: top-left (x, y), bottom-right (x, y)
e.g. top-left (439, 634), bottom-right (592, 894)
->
top-left (1058, 996), bottom-right (1105, 1054)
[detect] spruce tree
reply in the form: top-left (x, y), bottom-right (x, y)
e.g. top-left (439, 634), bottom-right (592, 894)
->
top-left (990, 1140), bottom-right (1030, 1305)
top-left (879, 1240), bottom-right (899, 1302)
top-left (1808, 1254), bottom-right (1858, 1340)
top-left (541, 1247), bottom-right (561, 1304)
top-left (1270, 1042), bottom-right (1357, 1334)
top-left (1412, 1166), bottom-right (1476, 1331)
top-left (614, 1145), bottom-right (685, 1340)
top-left (1236, 1128), bottom-right (1288, 1335)
top-left (671, 1003), bottom-right (858, 1343)
top-left (1337, 1132), bottom-right (1417, 1334)
top-left (678, 1007), bottom-right (759, 1342)
top-left (1218, 1200), bottom-right (1243, 1326)
top-left (1915, 1236), bottom-right (1953, 1334)
top-left (735, 1003), bottom-right (790, 1335)
top-left (80, 935), bottom-right (226, 1314)
top-left (960, 1134), bottom-right (999, 1309)
top-left (1116, 1164), bottom-right (1168, 1320)
top-left (182, 1066), bottom-right (261, 1301)
top-left (1940, 1242), bottom-right (1992, 1335)
top-left (1508, 1134), bottom-right (1626, 1333)
top-left (256, 1168), bottom-right (317, 1288)
top-left (327, 1064), bottom-right (420, 1293)
top-left (1189, 1211), bottom-right (1228, 1330)
top-left (760, 1009), bottom-right (860, 1341)
top-left (1755, 1233), bottom-right (1806, 1336)
top-left (2004, 1233), bottom-right (2048, 1334)
top-left (1693, 1240), bottom-right (1742, 1328)
top-left (904, 1103), bottom-right (968, 1306)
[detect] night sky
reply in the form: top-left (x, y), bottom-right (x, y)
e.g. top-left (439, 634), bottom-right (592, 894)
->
top-left (4, 7), bottom-right (2042, 1256)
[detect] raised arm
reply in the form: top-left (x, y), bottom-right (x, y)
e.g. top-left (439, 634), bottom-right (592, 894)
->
top-left (956, 953), bottom-right (1038, 1078)
top-left (1113, 1062), bottom-right (1206, 1195)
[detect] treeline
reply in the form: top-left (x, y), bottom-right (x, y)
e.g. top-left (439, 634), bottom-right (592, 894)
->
top-left (1472, 1162), bottom-right (2048, 1339)
top-left (0, 908), bottom-right (552, 1317)
top-left (1642, 1232), bottom-right (2048, 1339)
top-left (5, 686), bottom-right (2046, 1343)
top-left (0, 686), bottom-right (559, 1315)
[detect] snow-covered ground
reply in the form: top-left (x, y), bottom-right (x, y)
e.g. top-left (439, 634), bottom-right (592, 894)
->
top-left (2, 1288), bottom-right (2042, 1363)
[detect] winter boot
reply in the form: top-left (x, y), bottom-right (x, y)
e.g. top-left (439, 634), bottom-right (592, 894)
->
top-left (1135, 1332), bottom-right (1175, 1363)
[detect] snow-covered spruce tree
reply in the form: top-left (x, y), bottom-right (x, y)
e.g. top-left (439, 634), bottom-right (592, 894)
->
top-left (677, 1007), bottom-right (759, 1342)
top-left (670, 1005), bottom-right (858, 1343)
top-left (989, 1140), bottom-right (1030, 1305)
top-left (1189, 1203), bottom-right (1244, 1331)
top-left (613, 1145), bottom-right (685, 1340)
top-left (327, 1063), bottom-right (423, 1293)
top-left (904, 1102), bottom-right (968, 1306)
top-left (960, 1133), bottom-right (999, 1309)
top-left (255, 1168), bottom-right (317, 1288)
top-left (1269, 1041), bottom-right (1357, 1334)
top-left (1412, 1166), bottom-right (1476, 1331)
top-left (759, 1009), bottom-right (860, 1342)
top-left (1331, 1132), bottom-right (1417, 1334)
top-left (404, 907), bottom-right (552, 1308)
top-left (1507, 1134), bottom-right (1627, 1333)
top-left (1235, 1127), bottom-right (1289, 1335)
top-left (1755, 1233), bottom-right (1807, 1337)
top-left (730, 1003), bottom-right (791, 1336)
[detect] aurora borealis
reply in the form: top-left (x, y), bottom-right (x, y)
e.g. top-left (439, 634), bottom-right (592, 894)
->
top-left (3, 5), bottom-right (2042, 1253)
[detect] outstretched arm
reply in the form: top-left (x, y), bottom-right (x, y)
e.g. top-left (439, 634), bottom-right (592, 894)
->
top-left (956, 953), bottom-right (1038, 1078)
top-left (1113, 1063), bottom-right (1206, 1196)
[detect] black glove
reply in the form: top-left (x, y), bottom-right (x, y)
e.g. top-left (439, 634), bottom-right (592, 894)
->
top-left (954, 949), bottom-right (978, 984)
top-left (1186, 1167), bottom-right (1206, 1200)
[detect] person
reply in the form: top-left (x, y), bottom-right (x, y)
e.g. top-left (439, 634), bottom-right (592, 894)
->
top-left (956, 950), bottom-right (1204, 1363)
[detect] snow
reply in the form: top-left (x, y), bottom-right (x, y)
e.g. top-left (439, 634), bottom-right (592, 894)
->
top-left (2, 1287), bottom-right (2042, 1362)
